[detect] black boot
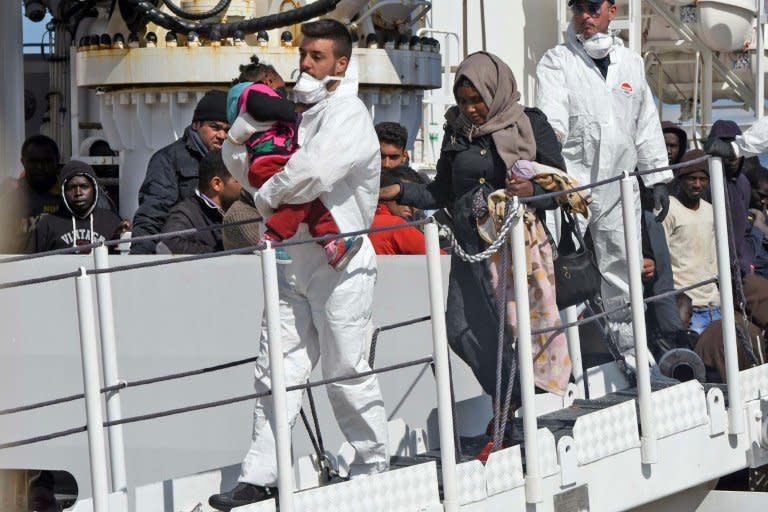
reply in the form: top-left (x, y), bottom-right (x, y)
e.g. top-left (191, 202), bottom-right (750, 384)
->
top-left (208, 482), bottom-right (276, 511)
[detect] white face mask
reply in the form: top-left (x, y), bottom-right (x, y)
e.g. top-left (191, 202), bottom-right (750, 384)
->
top-left (292, 72), bottom-right (342, 104)
top-left (577, 31), bottom-right (614, 59)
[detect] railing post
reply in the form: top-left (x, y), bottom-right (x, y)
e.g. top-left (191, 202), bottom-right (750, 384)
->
top-left (261, 246), bottom-right (294, 511)
top-left (556, 208), bottom-right (586, 399)
top-left (93, 245), bottom-right (127, 493)
top-left (74, 267), bottom-right (110, 512)
top-left (424, 222), bottom-right (458, 512)
top-left (509, 200), bottom-right (542, 503)
top-left (619, 173), bottom-right (658, 464)
top-left (708, 156), bottom-right (745, 434)
top-left (564, 307), bottom-right (585, 398)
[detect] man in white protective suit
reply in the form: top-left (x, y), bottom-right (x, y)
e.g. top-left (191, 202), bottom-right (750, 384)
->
top-left (209, 19), bottom-right (388, 511)
top-left (536, 0), bottom-right (672, 355)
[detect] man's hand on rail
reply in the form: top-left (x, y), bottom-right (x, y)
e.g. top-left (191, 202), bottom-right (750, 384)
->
top-left (703, 137), bottom-right (736, 161)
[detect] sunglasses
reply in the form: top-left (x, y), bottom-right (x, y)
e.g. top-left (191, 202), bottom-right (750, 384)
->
top-left (571, 3), bottom-right (603, 17)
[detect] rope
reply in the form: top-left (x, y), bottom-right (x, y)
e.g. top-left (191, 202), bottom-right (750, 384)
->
top-left (0, 316), bottom-right (432, 417)
top-left (0, 217), bottom-right (264, 264)
top-left (102, 357), bottom-right (434, 428)
top-left (0, 426), bottom-right (87, 450)
top-left (492, 240), bottom-right (509, 451)
top-left (368, 328), bottom-right (381, 369)
top-left (0, 218), bottom-right (433, 290)
top-left (0, 355), bottom-right (259, 416)
top-left (0, 270), bottom-right (80, 291)
top-left (0, 357), bottom-right (433, 450)
top-left (516, 155), bottom-right (711, 206)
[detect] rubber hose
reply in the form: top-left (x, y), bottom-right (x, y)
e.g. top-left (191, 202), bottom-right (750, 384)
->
top-left (161, 0), bottom-right (231, 21)
top-left (658, 348), bottom-right (706, 383)
top-left (124, 0), bottom-right (342, 38)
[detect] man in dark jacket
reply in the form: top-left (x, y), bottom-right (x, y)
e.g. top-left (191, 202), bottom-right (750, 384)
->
top-left (130, 90), bottom-right (229, 253)
top-left (29, 160), bottom-right (124, 253)
top-left (157, 149), bottom-right (241, 254)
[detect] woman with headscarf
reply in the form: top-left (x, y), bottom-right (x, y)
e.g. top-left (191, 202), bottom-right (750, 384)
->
top-left (381, 51), bottom-right (581, 404)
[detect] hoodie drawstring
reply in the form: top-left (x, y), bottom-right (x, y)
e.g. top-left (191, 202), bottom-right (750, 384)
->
top-left (70, 215), bottom-right (95, 249)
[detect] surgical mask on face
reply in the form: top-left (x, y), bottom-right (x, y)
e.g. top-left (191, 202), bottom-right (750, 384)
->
top-left (292, 72), bottom-right (342, 104)
top-left (577, 31), bottom-right (614, 59)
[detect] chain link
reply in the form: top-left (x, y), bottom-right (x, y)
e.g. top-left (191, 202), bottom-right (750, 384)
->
top-left (439, 200), bottom-right (521, 263)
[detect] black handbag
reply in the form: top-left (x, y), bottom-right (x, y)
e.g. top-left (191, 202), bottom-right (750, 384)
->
top-left (553, 209), bottom-right (602, 309)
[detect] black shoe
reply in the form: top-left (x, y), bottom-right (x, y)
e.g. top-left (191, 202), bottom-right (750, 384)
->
top-left (208, 482), bottom-right (276, 511)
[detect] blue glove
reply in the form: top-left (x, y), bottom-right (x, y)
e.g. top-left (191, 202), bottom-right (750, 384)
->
top-left (652, 183), bottom-right (670, 222)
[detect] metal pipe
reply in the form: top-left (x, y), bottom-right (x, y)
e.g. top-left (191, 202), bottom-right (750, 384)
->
top-left (658, 59), bottom-right (665, 120)
top-left (554, 210), bottom-right (585, 398)
top-left (564, 307), bottom-right (585, 398)
top-left (757, 0), bottom-right (765, 120)
top-left (557, 0), bottom-right (566, 45)
top-left (629, 0), bottom-right (642, 54)
top-left (93, 246), bottom-right (128, 492)
top-left (424, 222), bottom-right (458, 512)
top-left (74, 268), bottom-right (110, 512)
top-left (416, 28), bottom-right (459, 96)
top-left (645, 0), bottom-right (754, 114)
top-left (619, 173), bottom-right (658, 464)
top-left (353, 1), bottom-right (431, 29)
top-left (708, 157), bottom-right (745, 435)
top-left (0, 0), bottom-right (24, 181)
top-left (692, 51), bottom-right (700, 148)
top-left (510, 201), bottom-right (542, 503)
top-left (261, 246), bottom-right (294, 511)
top-left (462, 0), bottom-right (468, 58)
top-left (702, 50), bottom-right (713, 139)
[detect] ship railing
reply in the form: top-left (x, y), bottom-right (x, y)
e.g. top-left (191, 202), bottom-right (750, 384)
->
top-left (0, 156), bottom-right (750, 512)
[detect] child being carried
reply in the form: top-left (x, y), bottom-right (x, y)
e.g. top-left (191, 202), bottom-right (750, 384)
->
top-left (222, 56), bottom-right (362, 270)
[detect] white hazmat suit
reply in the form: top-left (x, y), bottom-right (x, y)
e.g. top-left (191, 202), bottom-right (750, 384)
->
top-left (236, 64), bottom-right (389, 486)
top-left (536, 25), bottom-right (671, 351)
top-left (731, 115), bottom-right (768, 158)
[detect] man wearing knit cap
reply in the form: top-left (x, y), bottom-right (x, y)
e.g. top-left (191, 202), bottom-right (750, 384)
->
top-left (662, 149), bottom-right (721, 334)
top-left (130, 89), bottom-right (229, 254)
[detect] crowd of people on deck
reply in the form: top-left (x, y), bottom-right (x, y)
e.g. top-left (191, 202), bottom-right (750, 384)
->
top-left (5, 2), bottom-right (768, 508)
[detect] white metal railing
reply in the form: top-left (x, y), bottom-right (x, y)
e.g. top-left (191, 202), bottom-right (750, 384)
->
top-left (0, 155), bottom-right (757, 511)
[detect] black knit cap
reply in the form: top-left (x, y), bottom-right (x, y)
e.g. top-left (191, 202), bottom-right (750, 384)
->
top-left (193, 90), bottom-right (228, 122)
top-left (60, 159), bottom-right (97, 182)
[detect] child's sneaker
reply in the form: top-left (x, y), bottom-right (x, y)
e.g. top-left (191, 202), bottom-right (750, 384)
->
top-left (274, 246), bottom-right (292, 264)
top-left (324, 236), bottom-right (364, 271)
top-left (260, 236), bottom-right (292, 264)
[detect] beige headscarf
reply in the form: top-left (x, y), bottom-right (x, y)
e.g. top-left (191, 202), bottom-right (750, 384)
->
top-left (446, 51), bottom-right (536, 171)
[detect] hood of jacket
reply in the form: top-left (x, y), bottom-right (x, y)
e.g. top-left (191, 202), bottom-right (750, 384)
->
top-left (661, 121), bottom-right (688, 164)
top-left (60, 160), bottom-right (99, 219)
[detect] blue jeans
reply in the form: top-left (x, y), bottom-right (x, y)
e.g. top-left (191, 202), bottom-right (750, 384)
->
top-left (690, 306), bottom-right (721, 334)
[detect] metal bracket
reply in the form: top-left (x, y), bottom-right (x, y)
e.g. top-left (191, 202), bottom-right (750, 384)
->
top-left (557, 436), bottom-right (579, 487)
top-left (706, 387), bottom-right (727, 437)
top-left (747, 399), bottom-right (768, 468)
